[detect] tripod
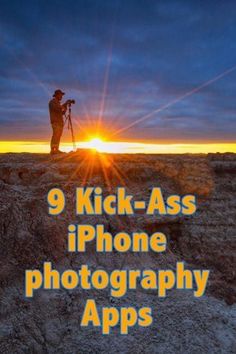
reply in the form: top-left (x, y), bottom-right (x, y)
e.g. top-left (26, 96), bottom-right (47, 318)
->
top-left (64, 103), bottom-right (76, 151)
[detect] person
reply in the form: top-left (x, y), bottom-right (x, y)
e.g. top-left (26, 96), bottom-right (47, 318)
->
top-left (48, 89), bottom-right (68, 155)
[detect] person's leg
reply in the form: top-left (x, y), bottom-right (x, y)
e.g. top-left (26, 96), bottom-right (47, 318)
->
top-left (50, 124), bottom-right (58, 153)
top-left (56, 125), bottom-right (63, 152)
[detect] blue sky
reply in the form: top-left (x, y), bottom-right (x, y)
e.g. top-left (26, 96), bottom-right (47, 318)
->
top-left (0, 0), bottom-right (236, 142)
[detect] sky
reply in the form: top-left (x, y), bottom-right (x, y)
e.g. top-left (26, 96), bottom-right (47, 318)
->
top-left (0, 0), bottom-right (236, 146)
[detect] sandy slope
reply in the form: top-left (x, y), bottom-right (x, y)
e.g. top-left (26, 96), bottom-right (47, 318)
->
top-left (0, 152), bottom-right (235, 353)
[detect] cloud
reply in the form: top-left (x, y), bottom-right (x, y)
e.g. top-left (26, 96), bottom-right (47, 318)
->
top-left (0, 0), bottom-right (236, 142)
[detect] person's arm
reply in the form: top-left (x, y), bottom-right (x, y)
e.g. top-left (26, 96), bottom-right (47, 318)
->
top-left (49, 99), bottom-right (63, 114)
top-left (61, 101), bottom-right (68, 114)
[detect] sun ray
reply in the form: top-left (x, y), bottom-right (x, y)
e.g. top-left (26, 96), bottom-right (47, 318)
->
top-left (110, 65), bottom-right (236, 138)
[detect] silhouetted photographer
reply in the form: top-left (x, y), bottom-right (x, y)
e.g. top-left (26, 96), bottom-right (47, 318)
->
top-left (48, 89), bottom-right (75, 155)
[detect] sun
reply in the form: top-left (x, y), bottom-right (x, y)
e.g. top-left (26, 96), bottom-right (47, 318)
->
top-left (87, 137), bottom-right (105, 152)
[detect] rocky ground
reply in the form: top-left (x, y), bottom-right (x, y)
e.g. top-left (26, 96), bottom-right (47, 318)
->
top-left (0, 151), bottom-right (235, 353)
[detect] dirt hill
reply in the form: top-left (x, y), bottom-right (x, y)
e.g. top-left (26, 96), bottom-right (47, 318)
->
top-left (0, 152), bottom-right (235, 353)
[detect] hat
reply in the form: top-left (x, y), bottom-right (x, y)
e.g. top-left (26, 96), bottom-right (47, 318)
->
top-left (53, 89), bottom-right (65, 97)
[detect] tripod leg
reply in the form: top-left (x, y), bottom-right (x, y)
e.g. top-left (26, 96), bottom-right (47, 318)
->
top-left (69, 118), bottom-right (76, 151)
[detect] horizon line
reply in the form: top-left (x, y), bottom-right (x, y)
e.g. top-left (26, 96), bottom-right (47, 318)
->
top-left (0, 140), bottom-right (236, 154)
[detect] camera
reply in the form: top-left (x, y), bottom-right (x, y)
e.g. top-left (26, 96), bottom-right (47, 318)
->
top-left (67, 99), bottom-right (75, 105)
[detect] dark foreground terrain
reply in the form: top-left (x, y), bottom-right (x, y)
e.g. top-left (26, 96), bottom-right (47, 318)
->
top-left (0, 151), bottom-right (235, 353)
